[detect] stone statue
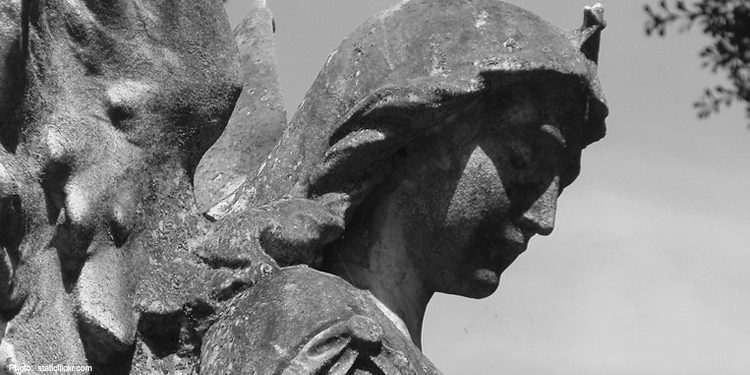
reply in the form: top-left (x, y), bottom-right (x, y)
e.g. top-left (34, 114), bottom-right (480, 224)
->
top-left (2, 0), bottom-right (609, 373)
top-left (201, 0), bottom-right (608, 374)
top-left (0, 0), bottom-right (270, 373)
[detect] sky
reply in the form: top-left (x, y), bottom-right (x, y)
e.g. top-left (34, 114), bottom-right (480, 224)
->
top-left (224, 1), bottom-right (750, 374)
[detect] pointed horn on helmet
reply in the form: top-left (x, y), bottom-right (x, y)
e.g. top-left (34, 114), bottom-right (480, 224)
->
top-left (569, 3), bottom-right (606, 63)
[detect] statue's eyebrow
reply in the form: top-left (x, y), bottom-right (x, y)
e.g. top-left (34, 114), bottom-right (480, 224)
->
top-left (540, 124), bottom-right (567, 148)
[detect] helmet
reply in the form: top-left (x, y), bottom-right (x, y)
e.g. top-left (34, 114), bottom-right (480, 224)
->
top-left (250, 0), bottom-right (607, 213)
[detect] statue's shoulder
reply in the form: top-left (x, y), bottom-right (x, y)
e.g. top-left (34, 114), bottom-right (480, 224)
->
top-left (250, 265), bottom-right (370, 315)
top-left (201, 266), bottom-right (443, 374)
top-left (200, 266), bottom-right (373, 373)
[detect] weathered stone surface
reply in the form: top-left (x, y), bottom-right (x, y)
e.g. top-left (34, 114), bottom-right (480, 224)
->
top-left (195, 0), bottom-right (287, 212)
top-left (1, 247), bottom-right (88, 370)
top-left (0, 0), bottom-right (21, 149)
top-left (0, 150), bottom-right (18, 308)
top-left (0, 0), bottom-right (256, 372)
top-left (76, 246), bottom-right (138, 362)
top-left (201, 266), bottom-right (440, 375)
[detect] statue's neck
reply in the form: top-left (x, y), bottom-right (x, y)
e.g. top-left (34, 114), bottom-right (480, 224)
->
top-left (325, 195), bottom-right (433, 349)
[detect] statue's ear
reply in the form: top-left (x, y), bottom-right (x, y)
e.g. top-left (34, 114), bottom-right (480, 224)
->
top-left (569, 4), bottom-right (606, 63)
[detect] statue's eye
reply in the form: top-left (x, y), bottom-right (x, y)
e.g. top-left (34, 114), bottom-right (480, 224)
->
top-left (508, 141), bottom-right (533, 170)
top-left (506, 140), bottom-right (558, 189)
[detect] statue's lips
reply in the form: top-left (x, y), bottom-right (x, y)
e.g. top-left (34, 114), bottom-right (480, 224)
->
top-left (467, 221), bottom-right (533, 271)
top-left (502, 240), bottom-right (527, 261)
top-left (487, 223), bottom-right (538, 270)
top-left (488, 238), bottom-right (528, 271)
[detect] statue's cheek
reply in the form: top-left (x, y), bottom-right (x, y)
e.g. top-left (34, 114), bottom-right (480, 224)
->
top-left (444, 146), bottom-right (511, 233)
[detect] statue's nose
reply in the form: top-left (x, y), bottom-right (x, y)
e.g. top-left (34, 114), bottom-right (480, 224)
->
top-left (519, 177), bottom-right (559, 236)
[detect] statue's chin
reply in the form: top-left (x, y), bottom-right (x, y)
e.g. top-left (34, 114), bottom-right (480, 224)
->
top-left (451, 269), bottom-right (502, 299)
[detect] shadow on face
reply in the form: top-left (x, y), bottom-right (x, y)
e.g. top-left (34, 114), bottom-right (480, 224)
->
top-left (340, 77), bottom-right (589, 300)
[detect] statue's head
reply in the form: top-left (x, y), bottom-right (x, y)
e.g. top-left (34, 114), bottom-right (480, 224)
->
top-left (249, 0), bottom-right (607, 281)
top-left (1, 0), bottom-right (240, 366)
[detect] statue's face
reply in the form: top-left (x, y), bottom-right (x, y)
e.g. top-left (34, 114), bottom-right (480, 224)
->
top-left (390, 83), bottom-right (587, 298)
